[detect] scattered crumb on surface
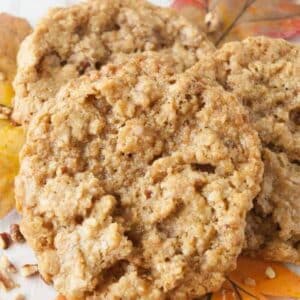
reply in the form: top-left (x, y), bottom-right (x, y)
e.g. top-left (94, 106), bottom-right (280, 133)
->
top-left (20, 264), bottom-right (39, 277)
top-left (0, 232), bottom-right (11, 249)
top-left (14, 294), bottom-right (25, 300)
top-left (265, 266), bottom-right (276, 279)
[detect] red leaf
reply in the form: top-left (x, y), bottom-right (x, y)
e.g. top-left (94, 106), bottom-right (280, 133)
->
top-left (171, 0), bottom-right (208, 10)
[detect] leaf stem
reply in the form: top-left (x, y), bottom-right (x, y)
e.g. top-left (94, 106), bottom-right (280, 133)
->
top-left (226, 277), bottom-right (258, 299)
top-left (215, 0), bottom-right (256, 46)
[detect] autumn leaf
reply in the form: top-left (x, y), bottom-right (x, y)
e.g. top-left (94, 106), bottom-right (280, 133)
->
top-left (231, 257), bottom-right (300, 297)
top-left (171, 0), bottom-right (300, 46)
top-left (211, 257), bottom-right (300, 300)
top-left (0, 81), bottom-right (24, 218)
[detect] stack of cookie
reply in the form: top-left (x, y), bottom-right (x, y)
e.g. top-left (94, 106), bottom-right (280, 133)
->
top-left (11, 0), bottom-right (299, 299)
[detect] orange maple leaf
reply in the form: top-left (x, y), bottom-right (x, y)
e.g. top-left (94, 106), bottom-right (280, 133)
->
top-left (171, 0), bottom-right (300, 46)
top-left (211, 256), bottom-right (300, 300)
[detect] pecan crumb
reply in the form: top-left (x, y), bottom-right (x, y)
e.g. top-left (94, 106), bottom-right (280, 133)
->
top-left (20, 264), bottom-right (39, 277)
top-left (204, 11), bottom-right (220, 33)
top-left (244, 277), bottom-right (256, 286)
top-left (0, 255), bottom-right (17, 273)
top-left (0, 72), bottom-right (5, 81)
top-left (265, 266), bottom-right (276, 279)
top-left (0, 232), bottom-right (11, 249)
top-left (0, 270), bottom-right (16, 291)
top-left (10, 224), bottom-right (25, 243)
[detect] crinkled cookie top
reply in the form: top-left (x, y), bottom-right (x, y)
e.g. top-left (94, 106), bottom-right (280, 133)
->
top-left (16, 53), bottom-right (262, 299)
top-left (192, 36), bottom-right (300, 264)
top-left (13, 0), bottom-right (214, 125)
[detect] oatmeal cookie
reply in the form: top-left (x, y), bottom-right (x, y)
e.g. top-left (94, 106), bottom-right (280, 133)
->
top-left (15, 53), bottom-right (262, 299)
top-left (192, 37), bottom-right (300, 263)
top-left (13, 0), bottom-right (214, 125)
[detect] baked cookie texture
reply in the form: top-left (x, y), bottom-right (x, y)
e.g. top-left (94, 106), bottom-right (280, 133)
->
top-left (15, 53), bottom-right (263, 299)
top-left (13, 0), bottom-right (214, 125)
top-left (192, 36), bottom-right (300, 264)
top-left (0, 13), bottom-right (32, 81)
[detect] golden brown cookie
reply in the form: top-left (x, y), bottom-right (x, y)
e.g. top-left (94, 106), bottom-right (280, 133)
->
top-left (13, 0), bottom-right (214, 125)
top-left (15, 53), bottom-right (262, 299)
top-left (192, 36), bottom-right (300, 264)
top-left (0, 13), bottom-right (31, 81)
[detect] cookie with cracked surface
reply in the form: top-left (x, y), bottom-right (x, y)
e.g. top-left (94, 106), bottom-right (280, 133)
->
top-left (13, 0), bottom-right (214, 125)
top-left (191, 36), bottom-right (300, 264)
top-left (15, 53), bottom-right (262, 299)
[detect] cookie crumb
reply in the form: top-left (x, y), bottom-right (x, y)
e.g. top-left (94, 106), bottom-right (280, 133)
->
top-left (244, 277), bottom-right (256, 287)
top-left (265, 266), bottom-right (276, 279)
top-left (204, 11), bottom-right (220, 33)
top-left (0, 270), bottom-right (16, 291)
top-left (20, 264), bottom-right (38, 277)
top-left (0, 233), bottom-right (11, 249)
top-left (10, 224), bottom-right (25, 243)
top-left (15, 294), bottom-right (25, 300)
top-left (0, 255), bottom-right (17, 273)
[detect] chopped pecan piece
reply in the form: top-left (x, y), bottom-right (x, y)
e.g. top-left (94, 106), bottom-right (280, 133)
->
top-left (0, 233), bottom-right (11, 249)
top-left (0, 255), bottom-right (17, 273)
top-left (10, 224), bottom-right (25, 243)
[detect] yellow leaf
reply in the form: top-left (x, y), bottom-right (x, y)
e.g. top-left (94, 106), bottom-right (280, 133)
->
top-left (0, 120), bottom-right (24, 217)
top-left (0, 81), bottom-right (14, 107)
